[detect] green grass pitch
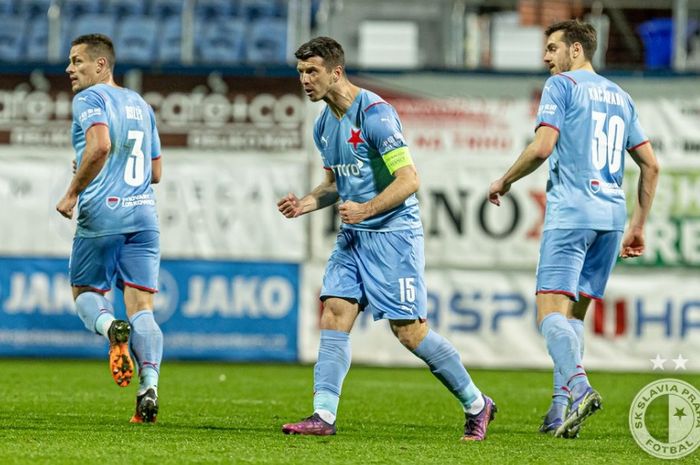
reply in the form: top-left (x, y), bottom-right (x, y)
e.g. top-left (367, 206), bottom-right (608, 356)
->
top-left (0, 360), bottom-right (697, 464)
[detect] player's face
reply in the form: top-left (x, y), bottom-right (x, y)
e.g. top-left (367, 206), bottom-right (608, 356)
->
top-left (296, 56), bottom-right (336, 102)
top-left (544, 31), bottom-right (573, 75)
top-left (65, 44), bottom-right (101, 93)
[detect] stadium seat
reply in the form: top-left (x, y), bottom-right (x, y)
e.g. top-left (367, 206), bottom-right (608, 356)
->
top-left (239, 0), bottom-right (283, 20)
top-left (195, 0), bottom-right (236, 20)
top-left (18, 0), bottom-right (51, 19)
top-left (196, 18), bottom-right (246, 64)
top-left (62, 14), bottom-right (116, 56)
top-left (0, 0), bottom-right (15, 15)
top-left (0, 16), bottom-right (25, 62)
top-left (25, 16), bottom-right (49, 61)
top-left (246, 18), bottom-right (287, 64)
top-left (151, 0), bottom-right (183, 18)
top-left (115, 16), bottom-right (157, 64)
top-left (106, 0), bottom-right (146, 17)
top-left (157, 16), bottom-right (182, 63)
top-left (62, 0), bottom-right (105, 19)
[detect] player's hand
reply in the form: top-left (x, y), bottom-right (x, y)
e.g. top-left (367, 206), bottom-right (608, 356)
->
top-left (277, 193), bottom-right (304, 218)
top-left (56, 193), bottom-right (78, 219)
top-left (338, 200), bottom-right (368, 224)
top-left (620, 229), bottom-right (645, 258)
top-left (488, 178), bottom-right (510, 206)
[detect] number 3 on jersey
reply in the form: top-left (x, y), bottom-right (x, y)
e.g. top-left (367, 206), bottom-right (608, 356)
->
top-left (591, 111), bottom-right (625, 174)
top-left (124, 130), bottom-right (146, 186)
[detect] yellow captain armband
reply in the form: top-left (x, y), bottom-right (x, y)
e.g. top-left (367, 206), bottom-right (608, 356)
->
top-left (382, 147), bottom-right (413, 174)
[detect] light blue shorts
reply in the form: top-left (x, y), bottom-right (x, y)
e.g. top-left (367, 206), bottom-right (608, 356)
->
top-left (69, 230), bottom-right (160, 294)
top-left (321, 227), bottom-right (427, 321)
top-left (536, 228), bottom-right (623, 301)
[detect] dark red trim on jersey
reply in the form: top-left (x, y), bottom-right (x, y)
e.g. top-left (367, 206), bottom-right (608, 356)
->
top-left (152, 155), bottom-right (161, 160)
top-left (87, 122), bottom-right (108, 130)
top-left (536, 289), bottom-right (576, 299)
top-left (123, 281), bottom-right (158, 293)
top-left (323, 166), bottom-right (332, 171)
top-left (364, 101), bottom-right (387, 112)
top-left (556, 73), bottom-right (577, 85)
top-left (73, 285), bottom-right (110, 295)
top-left (579, 291), bottom-right (602, 301)
top-left (627, 140), bottom-right (650, 152)
top-left (536, 122), bottom-right (560, 133)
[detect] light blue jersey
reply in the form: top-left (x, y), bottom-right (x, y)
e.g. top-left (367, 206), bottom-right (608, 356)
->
top-left (71, 83), bottom-right (161, 238)
top-left (536, 70), bottom-right (648, 231)
top-left (313, 89), bottom-right (421, 231)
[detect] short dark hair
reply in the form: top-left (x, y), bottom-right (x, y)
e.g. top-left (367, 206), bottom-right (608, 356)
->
top-left (294, 36), bottom-right (345, 71)
top-left (71, 34), bottom-right (115, 70)
top-left (545, 20), bottom-right (597, 61)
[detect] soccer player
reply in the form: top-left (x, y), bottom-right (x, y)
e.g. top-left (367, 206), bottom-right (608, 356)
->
top-left (488, 20), bottom-right (659, 438)
top-left (278, 37), bottom-right (496, 440)
top-left (56, 34), bottom-right (164, 423)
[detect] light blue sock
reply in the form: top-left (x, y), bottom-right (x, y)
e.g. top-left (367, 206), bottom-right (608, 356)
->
top-left (313, 329), bottom-right (351, 420)
top-left (540, 313), bottom-right (588, 394)
top-left (75, 292), bottom-right (114, 337)
top-left (412, 329), bottom-right (482, 413)
top-left (551, 318), bottom-right (585, 409)
top-left (129, 310), bottom-right (163, 394)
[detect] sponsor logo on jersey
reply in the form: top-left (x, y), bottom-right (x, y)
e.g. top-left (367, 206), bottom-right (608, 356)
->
top-left (106, 196), bottom-right (120, 209)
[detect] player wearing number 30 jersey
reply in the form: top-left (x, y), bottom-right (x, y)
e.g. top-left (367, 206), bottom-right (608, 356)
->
top-left (56, 34), bottom-right (163, 424)
top-left (489, 20), bottom-right (659, 439)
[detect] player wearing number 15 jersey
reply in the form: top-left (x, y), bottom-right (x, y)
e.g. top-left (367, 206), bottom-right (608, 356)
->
top-left (489, 20), bottom-right (659, 439)
top-left (56, 34), bottom-right (163, 423)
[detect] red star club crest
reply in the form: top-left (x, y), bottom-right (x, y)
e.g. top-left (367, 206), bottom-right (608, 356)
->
top-left (347, 128), bottom-right (364, 150)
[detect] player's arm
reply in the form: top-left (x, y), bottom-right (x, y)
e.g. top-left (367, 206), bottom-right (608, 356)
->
top-left (151, 157), bottom-right (162, 184)
top-left (620, 142), bottom-right (659, 258)
top-left (56, 124), bottom-right (111, 219)
top-left (488, 125), bottom-right (558, 206)
top-left (277, 168), bottom-right (339, 218)
top-left (339, 156), bottom-right (418, 225)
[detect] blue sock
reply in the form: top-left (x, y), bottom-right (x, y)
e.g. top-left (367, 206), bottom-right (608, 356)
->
top-left (551, 318), bottom-right (585, 409)
top-left (540, 313), bottom-right (588, 394)
top-left (412, 329), bottom-right (482, 413)
top-left (75, 292), bottom-right (114, 337)
top-left (313, 330), bottom-right (351, 422)
top-left (129, 310), bottom-right (163, 394)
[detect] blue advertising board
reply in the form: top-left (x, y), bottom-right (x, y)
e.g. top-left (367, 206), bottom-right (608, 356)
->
top-left (0, 257), bottom-right (299, 361)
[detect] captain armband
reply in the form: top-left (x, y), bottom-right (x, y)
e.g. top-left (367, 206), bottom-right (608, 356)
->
top-left (382, 147), bottom-right (414, 174)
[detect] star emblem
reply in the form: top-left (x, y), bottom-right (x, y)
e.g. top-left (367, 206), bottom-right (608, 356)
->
top-left (672, 354), bottom-right (688, 370)
top-left (650, 354), bottom-right (666, 370)
top-left (674, 407), bottom-right (687, 420)
top-left (347, 128), bottom-right (364, 150)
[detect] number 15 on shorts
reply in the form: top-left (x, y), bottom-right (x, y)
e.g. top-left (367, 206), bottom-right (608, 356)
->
top-left (398, 277), bottom-right (416, 303)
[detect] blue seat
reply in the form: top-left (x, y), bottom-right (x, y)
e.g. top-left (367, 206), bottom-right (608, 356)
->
top-left (25, 16), bottom-right (48, 61)
top-left (638, 18), bottom-right (700, 69)
top-left (157, 16), bottom-right (181, 63)
top-left (0, 16), bottom-right (25, 62)
top-left (62, 0), bottom-right (105, 18)
top-left (106, 0), bottom-right (146, 17)
top-left (151, 0), bottom-right (183, 18)
top-left (246, 18), bottom-right (286, 64)
top-left (196, 18), bottom-right (246, 64)
top-left (18, 0), bottom-right (51, 19)
top-left (115, 16), bottom-right (157, 63)
top-left (195, 0), bottom-right (236, 19)
top-left (63, 14), bottom-right (116, 56)
top-left (239, 0), bottom-right (283, 20)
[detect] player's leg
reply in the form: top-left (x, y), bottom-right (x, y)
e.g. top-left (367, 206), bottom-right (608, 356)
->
top-left (390, 319), bottom-right (496, 441)
top-left (282, 230), bottom-right (362, 435)
top-left (70, 235), bottom-right (133, 387)
top-left (555, 230), bottom-right (623, 436)
top-left (119, 230), bottom-right (162, 423)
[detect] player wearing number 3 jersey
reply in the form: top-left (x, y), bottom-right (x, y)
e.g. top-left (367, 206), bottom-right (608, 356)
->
top-left (489, 20), bottom-right (659, 439)
top-left (56, 34), bottom-right (163, 423)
